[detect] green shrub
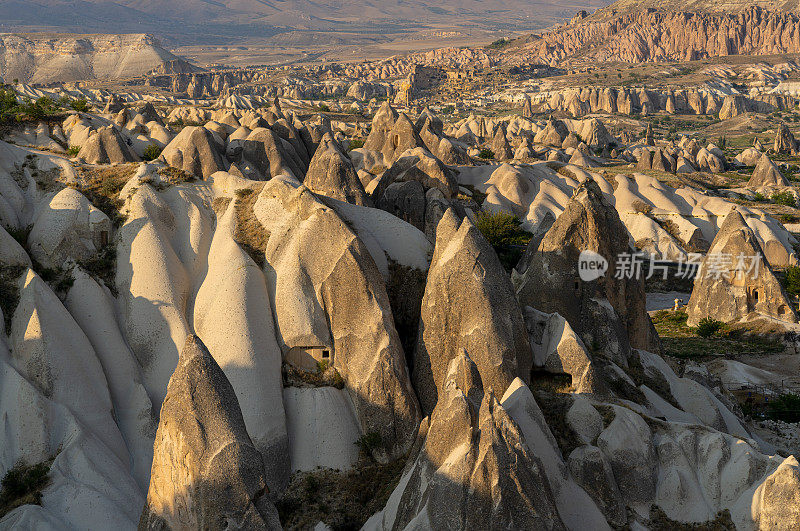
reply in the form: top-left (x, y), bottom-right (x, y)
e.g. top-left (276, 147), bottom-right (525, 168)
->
top-left (348, 139), bottom-right (364, 151)
top-left (67, 145), bottom-right (81, 157)
top-left (767, 393), bottom-right (800, 423)
top-left (355, 432), bottom-right (382, 458)
top-left (319, 104), bottom-right (330, 112)
top-left (0, 460), bottom-right (51, 517)
top-left (753, 192), bottom-right (767, 202)
top-left (478, 148), bottom-right (495, 159)
top-left (70, 98), bottom-right (89, 113)
top-left (786, 266), bottom-right (800, 295)
top-left (142, 144), bottom-right (163, 161)
top-left (772, 191), bottom-right (796, 207)
top-left (475, 210), bottom-right (532, 271)
top-left (696, 317), bottom-right (724, 338)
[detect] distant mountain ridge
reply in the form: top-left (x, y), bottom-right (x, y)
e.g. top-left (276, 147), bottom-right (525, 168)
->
top-left (0, 33), bottom-right (198, 84)
top-left (0, 0), bottom-right (610, 43)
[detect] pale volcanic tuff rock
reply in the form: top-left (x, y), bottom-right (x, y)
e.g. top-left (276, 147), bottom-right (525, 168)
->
top-left (490, 122), bottom-right (513, 161)
top-left (414, 207), bottom-right (531, 416)
top-left (193, 198), bottom-right (290, 492)
top-left (253, 176), bottom-right (420, 461)
top-left (748, 153), bottom-right (789, 187)
top-left (0, 33), bottom-right (197, 84)
top-left (524, 307), bottom-right (604, 394)
top-left (238, 127), bottom-right (305, 181)
top-left (366, 353), bottom-right (566, 530)
top-left (364, 101), bottom-right (399, 154)
top-left (736, 147), bottom-right (763, 167)
top-left (78, 125), bottom-right (138, 164)
top-left (523, 7), bottom-right (800, 65)
top-left (160, 126), bottom-right (227, 179)
top-left (115, 169), bottom-right (214, 410)
top-left (370, 146), bottom-right (460, 201)
top-left (775, 122), bottom-right (800, 155)
top-left (27, 187), bottom-right (111, 269)
top-left (381, 113), bottom-right (426, 164)
top-left (139, 335), bottom-right (281, 530)
top-left (686, 209), bottom-right (798, 326)
top-left (513, 180), bottom-right (661, 357)
top-left (537, 86), bottom-right (793, 118)
top-left (303, 133), bottom-right (372, 206)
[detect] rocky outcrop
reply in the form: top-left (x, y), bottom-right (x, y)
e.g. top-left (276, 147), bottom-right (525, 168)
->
top-left (748, 154), bottom-right (789, 187)
top-left (0, 33), bottom-right (196, 84)
top-left (537, 86), bottom-right (793, 118)
top-left (490, 122), bottom-right (513, 161)
top-left (161, 126), bottom-right (226, 178)
top-left (414, 208), bottom-right (530, 415)
top-left (254, 177), bottom-right (420, 461)
top-left (370, 353), bottom-right (565, 530)
top-left (304, 133), bottom-right (371, 206)
top-left (371, 147), bottom-right (459, 201)
top-left (686, 209), bottom-right (798, 326)
top-left (239, 127), bottom-right (304, 181)
top-left (524, 307), bottom-right (603, 394)
top-left (523, 7), bottom-right (800, 64)
top-left (139, 335), bottom-right (281, 530)
top-left (78, 126), bottom-right (137, 164)
top-left (775, 122), bottom-right (799, 155)
top-left (376, 180), bottom-right (426, 230)
top-left (513, 180), bottom-right (660, 358)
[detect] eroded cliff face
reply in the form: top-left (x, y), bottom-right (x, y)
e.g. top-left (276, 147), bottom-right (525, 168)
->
top-left (524, 7), bottom-right (800, 64)
top-left (0, 33), bottom-right (196, 84)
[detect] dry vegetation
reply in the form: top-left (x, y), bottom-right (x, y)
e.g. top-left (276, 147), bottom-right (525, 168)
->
top-left (233, 186), bottom-right (268, 268)
top-left (75, 163), bottom-right (138, 226)
top-left (276, 458), bottom-right (405, 530)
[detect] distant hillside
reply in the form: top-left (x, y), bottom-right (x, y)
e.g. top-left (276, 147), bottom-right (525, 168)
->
top-left (518, 5), bottom-right (800, 64)
top-left (0, 0), bottom-right (611, 44)
top-left (0, 33), bottom-right (198, 84)
top-left (591, 0), bottom-right (800, 19)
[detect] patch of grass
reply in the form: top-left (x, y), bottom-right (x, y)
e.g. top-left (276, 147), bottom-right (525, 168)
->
top-left (348, 139), bottom-right (364, 151)
top-left (648, 506), bottom-right (734, 530)
top-left (156, 166), bottom-right (195, 186)
top-left (771, 191), bottom-right (797, 208)
top-left (0, 459), bottom-right (52, 518)
top-left (477, 148), bottom-right (495, 159)
top-left (767, 393), bottom-right (800, 423)
top-left (475, 210), bottom-right (531, 271)
top-left (651, 310), bottom-right (784, 359)
top-left (276, 458), bottom-right (405, 530)
top-left (77, 164), bottom-right (137, 227)
top-left (0, 265), bottom-right (25, 335)
top-left (66, 145), bottom-right (81, 157)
